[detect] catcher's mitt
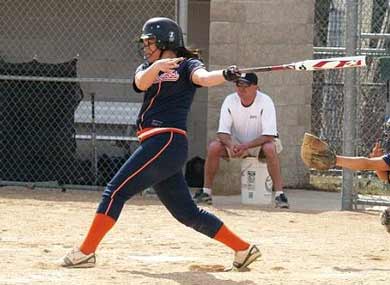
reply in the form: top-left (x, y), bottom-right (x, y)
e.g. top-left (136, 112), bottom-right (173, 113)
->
top-left (300, 133), bottom-right (336, 170)
top-left (380, 208), bottom-right (390, 233)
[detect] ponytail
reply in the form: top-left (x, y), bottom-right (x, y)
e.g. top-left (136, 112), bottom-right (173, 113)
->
top-left (174, 47), bottom-right (201, 60)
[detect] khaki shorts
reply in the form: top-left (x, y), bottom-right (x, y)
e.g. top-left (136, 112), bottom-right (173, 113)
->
top-left (225, 137), bottom-right (283, 161)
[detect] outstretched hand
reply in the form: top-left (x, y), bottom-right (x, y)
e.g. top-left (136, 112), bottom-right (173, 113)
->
top-left (369, 142), bottom-right (384, 158)
top-left (153, 57), bottom-right (184, 73)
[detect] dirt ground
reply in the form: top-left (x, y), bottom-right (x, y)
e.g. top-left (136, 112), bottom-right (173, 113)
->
top-left (1, 187), bottom-right (390, 285)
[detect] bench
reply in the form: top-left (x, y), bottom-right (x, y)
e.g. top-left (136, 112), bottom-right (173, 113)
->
top-left (354, 194), bottom-right (390, 208)
top-left (74, 100), bottom-right (142, 142)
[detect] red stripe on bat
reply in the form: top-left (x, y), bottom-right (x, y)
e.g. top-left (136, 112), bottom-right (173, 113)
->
top-left (335, 61), bottom-right (348, 67)
top-left (313, 61), bottom-right (328, 68)
top-left (313, 59), bottom-right (361, 69)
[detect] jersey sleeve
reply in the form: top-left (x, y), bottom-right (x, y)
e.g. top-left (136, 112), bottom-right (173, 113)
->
top-left (261, 96), bottom-right (278, 136)
top-left (217, 97), bottom-right (233, 135)
top-left (382, 154), bottom-right (390, 183)
top-left (132, 63), bottom-right (148, 93)
top-left (186, 58), bottom-right (205, 88)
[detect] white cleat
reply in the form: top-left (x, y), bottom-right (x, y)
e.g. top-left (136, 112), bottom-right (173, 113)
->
top-left (225, 244), bottom-right (261, 272)
top-left (59, 248), bottom-right (96, 268)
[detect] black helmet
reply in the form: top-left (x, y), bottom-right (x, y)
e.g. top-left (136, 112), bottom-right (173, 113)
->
top-left (140, 17), bottom-right (184, 50)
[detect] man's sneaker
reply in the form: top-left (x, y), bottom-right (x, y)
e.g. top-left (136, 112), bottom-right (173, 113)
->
top-left (142, 187), bottom-right (157, 197)
top-left (226, 244), bottom-right (262, 272)
top-left (192, 189), bottom-right (203, 200)
top-left (380, 208), bottom-right (390, 233)
top-left (275, 193), bottom-right (289, 209)
top-left (59, 248), bottom-right (96, 268)
top-left (193, 189), bottom-right (213, 205)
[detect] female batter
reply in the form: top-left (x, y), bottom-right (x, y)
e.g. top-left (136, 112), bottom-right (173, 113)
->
top-left (59, 17), bottom-right (261, 271)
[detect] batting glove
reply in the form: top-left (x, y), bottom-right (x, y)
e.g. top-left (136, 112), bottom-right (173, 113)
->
top-left (223, 65), bottom-right (241, 81)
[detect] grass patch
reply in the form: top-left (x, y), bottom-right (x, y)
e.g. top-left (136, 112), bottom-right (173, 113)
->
top-left (309, 172), bottom-right (390, 196)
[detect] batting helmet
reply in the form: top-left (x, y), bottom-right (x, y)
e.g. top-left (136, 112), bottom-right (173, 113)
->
top-left (140, 17), bottom-right (184, 50)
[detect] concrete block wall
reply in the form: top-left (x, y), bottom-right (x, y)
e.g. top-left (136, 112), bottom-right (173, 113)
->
top-left (186, 0), bottom-right (211, 159)
top-left (209, 0), bottom-right (314, 194)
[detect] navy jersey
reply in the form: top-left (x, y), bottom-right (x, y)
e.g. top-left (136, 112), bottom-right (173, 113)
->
top-left (133, 58), bottom-right (204, 131)
top-left (383, 153), bottom-right (390, 183)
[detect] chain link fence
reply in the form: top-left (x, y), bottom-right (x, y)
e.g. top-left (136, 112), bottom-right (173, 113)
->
top-left (0, 0), bottom-right (176, 188)
top-left (2, 0), bottom-right (390, 193)
top-left (312, 0), bottom-right (390, 197)
top-left (313, 0), bottom-right (390, 155)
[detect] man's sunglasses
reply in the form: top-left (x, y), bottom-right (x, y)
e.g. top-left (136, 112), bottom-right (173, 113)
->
top-left (235, 81), bottom-right (252, 87)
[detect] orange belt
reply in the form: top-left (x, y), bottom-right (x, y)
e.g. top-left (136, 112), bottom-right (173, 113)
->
top-left (137, 127), bottom-right (187, 143)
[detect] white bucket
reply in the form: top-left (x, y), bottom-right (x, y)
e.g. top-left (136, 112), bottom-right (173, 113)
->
top-left (241, 157), bottom-right (273, 205)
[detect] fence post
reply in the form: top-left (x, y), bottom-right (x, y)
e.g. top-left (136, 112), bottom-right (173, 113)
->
top-left (177, 0), bottom-right (188, 45)
top-left (342, 0), bottom-right (359, 210)
top-left (90, 92), bottom-right (98, 186)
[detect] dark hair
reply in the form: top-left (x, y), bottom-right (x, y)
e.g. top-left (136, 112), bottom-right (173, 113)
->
top-left (174, 47), bottom-right (201, 60)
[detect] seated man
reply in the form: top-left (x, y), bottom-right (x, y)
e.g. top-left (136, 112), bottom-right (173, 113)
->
top-left (193, 73), bottom-right (289, 208)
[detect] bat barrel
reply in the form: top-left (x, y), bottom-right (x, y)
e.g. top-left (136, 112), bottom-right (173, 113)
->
top-left (308, 55), bottom-right (366, 71)
top-left (238, 55), bottom-right (367, 73)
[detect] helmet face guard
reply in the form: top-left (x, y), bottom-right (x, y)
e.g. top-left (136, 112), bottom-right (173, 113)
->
top-left (140, 33), bottom-right (156, 41)
top-left (140, 17), bottom-right (184, 51)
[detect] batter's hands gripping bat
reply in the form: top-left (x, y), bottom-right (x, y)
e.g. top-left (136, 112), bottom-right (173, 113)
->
top-left (239, 55), bottom-right (366, 73)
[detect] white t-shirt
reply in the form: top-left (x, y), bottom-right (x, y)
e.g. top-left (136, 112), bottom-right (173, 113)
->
top-left (217, 90), bottom-right (278, 143)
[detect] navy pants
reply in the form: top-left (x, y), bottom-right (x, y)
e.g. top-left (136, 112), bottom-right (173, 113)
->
top-left (97, 131), bottom-right (223, 238)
